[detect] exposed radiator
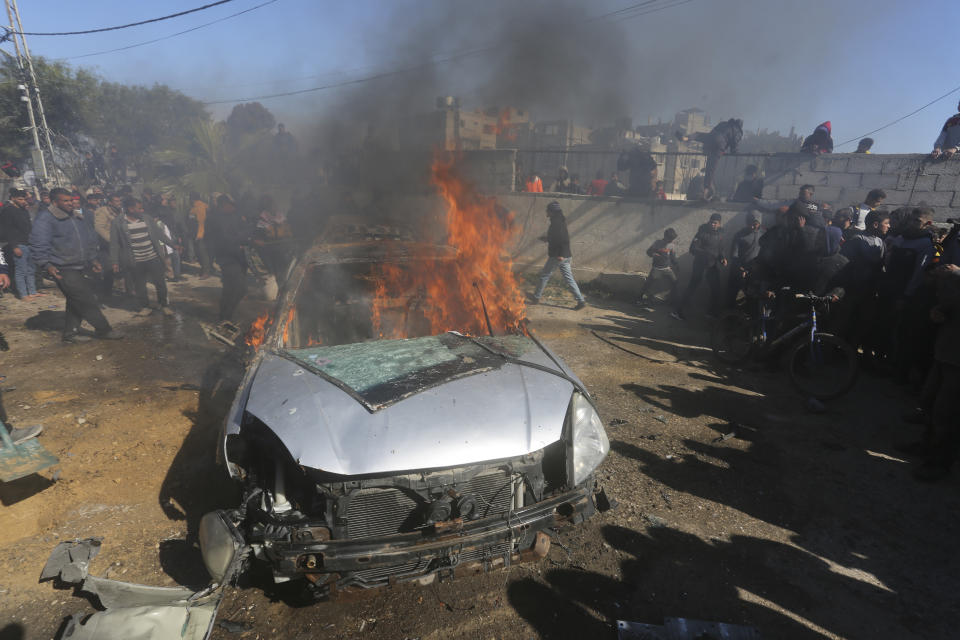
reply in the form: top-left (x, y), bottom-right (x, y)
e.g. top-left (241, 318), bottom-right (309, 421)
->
top-left (345, 469), bottom-right (516, 540)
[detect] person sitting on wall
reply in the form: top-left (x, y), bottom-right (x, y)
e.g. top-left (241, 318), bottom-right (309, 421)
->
top-left (855, 137), bottom-right (874, 153)
top-left (587, 170), bottom-right (607, 196)
top-left (617, 144), bottom-right (658, 198)
top-left (550, 166), bottom-right (574, 193)
top-left (931, 100), bottom-right (960, 160)
top-left (686, 170), bottom-right (705, 201)
top-left (801, 121), bottom-right (834, 154)
top-left (525, 172), bottom-right (543, 193)
top-left (653, 180), bottom-right (667, 200)
top-left (730, 165), bottom-right (764, 202)
top-left (604, 172), bottom-right (626, 197)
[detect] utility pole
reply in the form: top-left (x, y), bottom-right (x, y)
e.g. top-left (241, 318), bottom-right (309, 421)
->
top-left (4, 0), bottom-right (60, 186)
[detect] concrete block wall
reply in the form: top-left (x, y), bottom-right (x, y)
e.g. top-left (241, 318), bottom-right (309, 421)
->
top-left (501, 192), bottom-right (750, 285)
top-left (759, 153), bottom-right (960, 221)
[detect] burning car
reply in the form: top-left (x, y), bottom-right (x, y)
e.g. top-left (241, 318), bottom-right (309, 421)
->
top-left (199, 161), bottom-right (611, 595)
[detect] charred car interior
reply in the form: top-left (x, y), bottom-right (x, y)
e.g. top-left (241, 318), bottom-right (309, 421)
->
top-left (202, 233), bottom-right (612, 596)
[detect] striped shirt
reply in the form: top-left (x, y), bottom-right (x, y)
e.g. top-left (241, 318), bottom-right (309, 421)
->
top-left (125, 218), bottom-right (158, 263)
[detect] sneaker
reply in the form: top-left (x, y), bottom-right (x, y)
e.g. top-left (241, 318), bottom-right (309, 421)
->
top-left (9, 424), bottom-right (43, 444)
top-left (161, 306), bottom-right (175, 317)
top-left (670, 311), bottom-right (686, 321)
top-left (95, 330), bottom-right (125, 340)
top-left (574, 301), bottom-right (587, 310)
top-left (62, 333), bottom-right (92, 344)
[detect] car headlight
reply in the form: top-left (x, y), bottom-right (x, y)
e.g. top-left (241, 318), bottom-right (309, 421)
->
top-left (568, 392), bottom-right (609, 486)
top-left (199, 511), bottom-right (245, 583)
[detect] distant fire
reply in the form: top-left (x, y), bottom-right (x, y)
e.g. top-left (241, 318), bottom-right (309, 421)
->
top-left (371, 152), bottom-right (526, 338)
top-left (495, 108), bottom-right (518, 142)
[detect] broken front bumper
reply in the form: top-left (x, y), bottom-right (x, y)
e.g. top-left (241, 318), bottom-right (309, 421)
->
top-left (248, 484), bottom-right (599, 590)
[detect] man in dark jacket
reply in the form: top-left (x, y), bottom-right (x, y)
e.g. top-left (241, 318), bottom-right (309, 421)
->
top-left (29, 187), bottom-right (121, 343)
top-left (793, 184), bottom-right (830, 228)
top-left (677, 118), bottom-right (744, 200)
top-left (110, 197), bottom-right (172, 314)
top-left (672, 213), bottom-right (727, 319)
top-left (617, 145), bottom-right (658, 197)
top-left (206, 194), bottom-right (254, 322)
top-left (530, 201), bottom-right (587, 310)
top-left (0, 188), bottom-right (41, 299)
top-left (901, 263), bottom-right (960, 481)
top-left (726, 213), bottom-right (761, 307)
top-left (730, 165), bottom-right (764, 203)
top-left (639, 228), bottom-right (679, 304)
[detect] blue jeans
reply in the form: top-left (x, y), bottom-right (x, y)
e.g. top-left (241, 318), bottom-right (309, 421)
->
top-left (168, 251), bottom-right (182, 280)
top-left (12, 244), bottom-right (37, 297)
top-left (534, 256), bottom-right (585, 302)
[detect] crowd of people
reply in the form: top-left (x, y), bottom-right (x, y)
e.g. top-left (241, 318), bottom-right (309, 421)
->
top-left (643, 182), bottom-right (957, 482)
top-left (0, 183), bottom-right (294, 344)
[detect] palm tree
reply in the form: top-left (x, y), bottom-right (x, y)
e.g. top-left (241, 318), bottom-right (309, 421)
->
top-left (153, 120), bottom-right (271, 199)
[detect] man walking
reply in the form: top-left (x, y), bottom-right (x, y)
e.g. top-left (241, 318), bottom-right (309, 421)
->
top-left (110, 197), bottom-right (172, 315)
top-left (29, 188), bottom-right (122, 343)
top-left (94, 193), bottom-right (124, 299)
top-left (530, 201), bottom-right (587, 310)
top-left (0, 188), bottom-right (42, 299)
top-left (189, 192), bottom-right (212, 278)
top-left (206, 195), bottom-right (253, 323)
top-left (672, 213), bottom-right (727, 320)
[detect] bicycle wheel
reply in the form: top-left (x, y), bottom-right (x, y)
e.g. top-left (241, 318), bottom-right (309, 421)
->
top-left (787, 332), bottom-right (858, 400)
top-left (711, 310), bottom-right (756, 365)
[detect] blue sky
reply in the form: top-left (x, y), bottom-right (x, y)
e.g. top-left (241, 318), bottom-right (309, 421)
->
top-left (10, 0), bottom-right (960, 152)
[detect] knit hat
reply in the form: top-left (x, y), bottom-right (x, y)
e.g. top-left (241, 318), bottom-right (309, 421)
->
top-left (820, 121), bottom-right (832, 133)
top-left (546, 201), bottom-right (563, 214)
top-left (709, 213), bottom-right (722, 223)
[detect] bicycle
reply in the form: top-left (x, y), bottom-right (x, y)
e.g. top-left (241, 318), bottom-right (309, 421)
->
top-left (712, 289), bottom-right (858, 400)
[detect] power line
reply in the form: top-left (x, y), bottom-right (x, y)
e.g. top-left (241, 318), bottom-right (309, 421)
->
top-left (202, 0), bottom-right (698, 105)
top-left (835, 84), bottom-right (960, 148)
top-left (66, 0), bottom-right (280, 60)
top-left (6, 0), bottom-right (238, 37)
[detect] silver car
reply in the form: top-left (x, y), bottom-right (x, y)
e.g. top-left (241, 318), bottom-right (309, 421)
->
top-left (199, 231), bottom-right (611, 595)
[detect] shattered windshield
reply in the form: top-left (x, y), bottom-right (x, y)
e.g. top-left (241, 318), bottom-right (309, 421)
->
top-left (279, 261), bottom-right (534, 405)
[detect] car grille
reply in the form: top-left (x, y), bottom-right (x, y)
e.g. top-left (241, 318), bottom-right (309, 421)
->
top-left (349, 541), bottom-right (515, 588)
top-left (345, 469), bottom-right (516, 540)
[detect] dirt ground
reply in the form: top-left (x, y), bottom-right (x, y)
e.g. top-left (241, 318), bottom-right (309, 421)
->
top-left (0, 274), bottom-right (957, 640)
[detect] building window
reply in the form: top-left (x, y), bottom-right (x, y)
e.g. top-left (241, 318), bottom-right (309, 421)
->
top-left (544, 125), bottom-right (559, 135)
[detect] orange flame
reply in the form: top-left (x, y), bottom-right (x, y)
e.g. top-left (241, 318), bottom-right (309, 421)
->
top-left (282, 306), bottom-right (295, 345)
top-left (246, 312), bottom-right (273, 348)
top-left (495, 108), bottom-right (518, 142)
top-left (370, 152), bottom-right (526, 338)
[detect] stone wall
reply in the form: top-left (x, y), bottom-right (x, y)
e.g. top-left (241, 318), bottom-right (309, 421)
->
top-left (757, 153), bottom-right (960, 221)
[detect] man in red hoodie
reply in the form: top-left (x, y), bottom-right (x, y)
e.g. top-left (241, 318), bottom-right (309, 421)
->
top-left (801, 121), bottom-right (834, 153)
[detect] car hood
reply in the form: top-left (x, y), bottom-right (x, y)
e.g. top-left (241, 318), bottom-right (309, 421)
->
top-left (238, 341), bottom-right (575, 476)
